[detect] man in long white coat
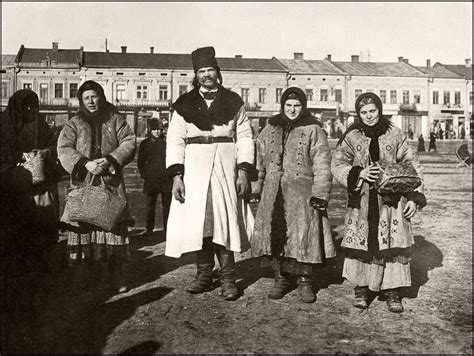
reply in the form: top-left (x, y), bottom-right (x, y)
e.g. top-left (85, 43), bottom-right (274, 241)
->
top-left (166, 46), bottom-right (255, 300)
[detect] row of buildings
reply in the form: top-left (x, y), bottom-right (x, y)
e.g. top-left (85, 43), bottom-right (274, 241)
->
top-left (1, 42), bottom-right (472, 139)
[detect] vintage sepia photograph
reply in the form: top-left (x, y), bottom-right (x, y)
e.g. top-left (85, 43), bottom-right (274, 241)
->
top-left (1, 2), bottom-right (472, 354)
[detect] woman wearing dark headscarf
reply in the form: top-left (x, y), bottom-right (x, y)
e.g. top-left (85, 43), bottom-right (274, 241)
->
top-left (251, 86), bottom-right (335, 303)
top-left (1, 89), bottom-right (59, 312)
top-left (57, 80), bottom-right (136, 293)
top-left (332, 92), bottom-right (426, 313)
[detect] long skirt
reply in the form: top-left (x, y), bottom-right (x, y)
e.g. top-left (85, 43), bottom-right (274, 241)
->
top-left (67, 226), bottom-right (130, 267)
top-left (343, 257), bottom-right (411, 291)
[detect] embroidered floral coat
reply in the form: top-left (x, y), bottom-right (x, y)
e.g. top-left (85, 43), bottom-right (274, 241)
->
top-left (331, 126), bottom-right (424, 252)
top-left (251, 115), bottom-right (335, 264)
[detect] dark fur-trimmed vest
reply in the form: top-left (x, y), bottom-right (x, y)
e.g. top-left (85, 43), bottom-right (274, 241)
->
top-left (172, 86), bottom-right (244, 131)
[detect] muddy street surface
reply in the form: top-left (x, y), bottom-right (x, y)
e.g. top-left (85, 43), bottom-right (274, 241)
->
top-left (3, 151), bottom-right (472, 354)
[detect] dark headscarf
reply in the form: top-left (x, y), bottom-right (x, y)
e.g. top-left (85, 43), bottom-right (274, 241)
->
top-left (77, 80), bottom-right (117, 118)
top-left (337, 92), bottom-right (392, 145)
top-left (4, 89), bottom-right (39, 136)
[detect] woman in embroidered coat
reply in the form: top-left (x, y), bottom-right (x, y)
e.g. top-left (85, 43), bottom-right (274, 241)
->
top-left (166, 46), bottom-right (254, 301)
top-left (251, 86), bottom-right (335, 303)
top-left (58, 80), bottom-right (136, 294)
top-left (331, 92), bottom-right (426, 313)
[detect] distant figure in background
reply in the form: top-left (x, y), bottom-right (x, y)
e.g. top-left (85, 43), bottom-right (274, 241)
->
top-left (438, 125), bottom-right (444, 140)
top-left (429, 131), bottom-right (437, 152)
top-left (408, 128), bottom-right (414, 140)
top-left (137, 118), bottom-right (172, 234)
top-left (417, 134), bottom-right (426, 152)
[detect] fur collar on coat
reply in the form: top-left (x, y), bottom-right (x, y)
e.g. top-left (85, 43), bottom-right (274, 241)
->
top-left (171, 86), bottom-right (244, 131)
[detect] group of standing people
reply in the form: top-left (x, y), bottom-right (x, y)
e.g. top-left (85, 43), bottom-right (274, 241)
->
top-left (1, 46), bottom-right (427, 318)
top-left (164, 47), bottom-right (427, 312)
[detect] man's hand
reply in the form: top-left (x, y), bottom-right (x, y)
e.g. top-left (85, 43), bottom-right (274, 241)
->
top-left (403, 201), bottom-right (417, 219)
top-left (172, 175), bottom-right (186, 203)
top-left (236, 170), bottom-right (250, 197)
top-left (85, 160), bottom-right (105, 175)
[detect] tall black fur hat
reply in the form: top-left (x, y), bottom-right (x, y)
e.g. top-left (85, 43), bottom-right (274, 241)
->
top-left (191, 46), bottom-right (219, 72)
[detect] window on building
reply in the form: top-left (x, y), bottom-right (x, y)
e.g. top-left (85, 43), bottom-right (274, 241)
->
top-left (23, 83), bottom-right (32, 90)
top-left (179, 85), bottom-right (188, 96)
top-left (305, 89), bottom-right (313, 101)
top-left (454, 91), bottom-right (461, 105)
top-left (470, 91), bottom-right (473, 105)
top-left (1, 82), bottom-right (8, 98)
top-left (355, 89), bottom-right (362, 101)
top-left (276, 88), bottom-right (283, 103)
top-left (136, 85), bottom-right (148, 99)
top-left (69, 83), bottom-right (78, 98)
top-left (320, 89), bottom-right (328, 101)
top-left (335, 89), bottom-right (342, 103)
top-left (433, 91), bottom-right (439, 104)
top-left (443, 91), bottom-right (450, 105)
top-left (390, 90), bottom-right (397, 104)
top-left (116, 84), bottom-right (126, 100)
top-left (402, 90), bottom-right (410, 104)
top-left (258, 88), bottom-right (266, 103)
top-left (54, 83), bottom-right (63, 98)
top-left (379, 90), bottom-right (387, 104)
top-left (241, 88), bottom-right (250, 104)
top-left (159, 85), bottom-right (168, 100)
top-left (414, 90), bottom-right (421, 104)
top-left (39, 83), bottom-right (48, 103)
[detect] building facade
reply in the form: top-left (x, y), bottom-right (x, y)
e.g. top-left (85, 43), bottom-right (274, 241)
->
top-left (3, 42), bottom-right (471, 139)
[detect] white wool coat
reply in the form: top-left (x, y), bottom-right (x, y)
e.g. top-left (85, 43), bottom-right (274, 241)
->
top-left (165, 105), bottom-right (255, 257)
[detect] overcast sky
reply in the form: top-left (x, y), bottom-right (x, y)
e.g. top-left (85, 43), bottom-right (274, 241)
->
top-left (2, 2), bottom-right (472, 65)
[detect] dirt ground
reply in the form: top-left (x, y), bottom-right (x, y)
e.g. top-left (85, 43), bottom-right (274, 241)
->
top-left (2, 151), bottom-right (472, 354)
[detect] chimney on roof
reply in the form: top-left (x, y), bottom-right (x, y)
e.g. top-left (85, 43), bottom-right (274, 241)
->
top-left (403, 58), bottom-right (409, 64)
top-left (150, 47), bottom-right (154, 54)
top-left (294, 52), bottom-right (304, 60)
top-left (121, 46), bottom-right (127, 54)
top-left (426, 59), bottom-right (431, 68)
top-left (466, 58), bottom-right (471, 67)
top-left (52, 42), bottom-right (58, 53)
top-left (351, 55), bottom-right (359, 63)
top-left (398, 56), bottom-right (404, 63)
top-left (235, 55), bottom-right (243, 58)
top-left (326, 54), bottom-right (332, 61)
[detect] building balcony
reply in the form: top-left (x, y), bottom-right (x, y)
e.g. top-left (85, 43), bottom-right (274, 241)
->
top-left (307, 100), bottom-right (339, 110)
top-left (440, 103), bottom-right (464, 113)
top-left (244, 102), bottom-right (261, 110)
top-left (115, 99), bottom-right (170, 108)
top-left (399, 103), bottom-right (417, 112)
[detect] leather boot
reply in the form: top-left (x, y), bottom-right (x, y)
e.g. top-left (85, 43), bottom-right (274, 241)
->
top-left (385, 288), bottom-right (404, 313)
top-left (186, 237), bottom-right (215, 294)
top-left (86, 259), bottom-right (102, 291)
top-left (297, 276), bottom-right (316, 303)
top-left (267, 270), bottom-right (291, 300)
top-left (353, 286), bottom-right (369, 309)
top-left (215, 245), bottom-right (238, 301)
top-left (108, 259), bottom-right (128, 294)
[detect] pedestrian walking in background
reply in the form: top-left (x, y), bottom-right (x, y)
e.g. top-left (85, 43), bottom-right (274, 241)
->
top-left (429, 131), bottom-right (437, 152)
top-left (1, 89), bottom-right (61, 315)
top-left (57, 80), bottom-right (136, 294)
top-left (165, 46), bottom-right (255, 301)
top-left (251, 87), bottom-right (335, 303)
top-left (137, 118), bottom-right (172, 234)
top-left (332, 92), bottom-right (426, 313)
top-left (417, 134), bottom-right (426, 152)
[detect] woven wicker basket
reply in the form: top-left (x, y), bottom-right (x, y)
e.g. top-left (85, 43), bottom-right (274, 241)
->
top-left (374, 162), bottom-right (422, 194)
top-left (66, 176), bottom-right (127, 231)
top-left (23, 154), bottom-right (46, 185)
